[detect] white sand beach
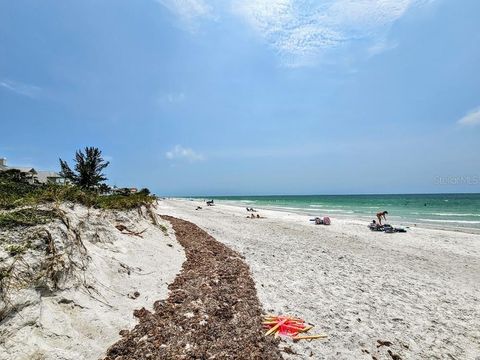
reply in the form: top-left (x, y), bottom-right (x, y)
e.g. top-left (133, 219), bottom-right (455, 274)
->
top-left (2, 199), bottom-right (479, 360)
top-left (157, 199), bottom-right (480, 360)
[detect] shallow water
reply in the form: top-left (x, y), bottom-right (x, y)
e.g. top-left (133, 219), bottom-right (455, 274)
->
top-left (196, 193), bottom-right (480, 230)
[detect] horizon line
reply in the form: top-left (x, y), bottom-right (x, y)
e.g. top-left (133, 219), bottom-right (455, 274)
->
top-left (167, 191), bottom-right (480, 198)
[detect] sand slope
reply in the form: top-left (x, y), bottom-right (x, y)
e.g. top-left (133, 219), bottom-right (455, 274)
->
top-left (158, 199), bottom-right (480, 360)
top-left (0, 205), bottom-right (185, 360)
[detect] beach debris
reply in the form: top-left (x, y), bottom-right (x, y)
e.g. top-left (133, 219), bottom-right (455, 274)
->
top-left (115, 224), bottom-right (147, 238)
top-left (263, 315), bottom-right (327, 341)
top-left (127, 291), bottom-right (140, 299)
top-left (282, 346), bottom-right (296, 354)
top-left (292, 334), bottom-right (328, 341)
top-left (387, 349), bottom-right (402, 360)
top-left (105, 216), bottom-right (283, 360)
top-left (377, 340), bottom-right (393, 348)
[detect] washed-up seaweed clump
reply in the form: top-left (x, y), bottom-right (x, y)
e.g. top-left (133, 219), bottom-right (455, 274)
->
top-left (105, 216), bottom-right (283, 360)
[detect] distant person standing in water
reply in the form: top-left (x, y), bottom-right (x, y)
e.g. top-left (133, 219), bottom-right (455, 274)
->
top-left (376, 211), bottom-right (388, 225)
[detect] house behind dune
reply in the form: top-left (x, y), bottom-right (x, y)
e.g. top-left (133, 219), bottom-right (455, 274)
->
top-left (0, 157), bottom-right (63, 185)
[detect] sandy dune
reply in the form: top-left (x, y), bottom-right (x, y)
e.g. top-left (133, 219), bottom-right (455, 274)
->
top-left (0, 205), bottom-right (185, 360)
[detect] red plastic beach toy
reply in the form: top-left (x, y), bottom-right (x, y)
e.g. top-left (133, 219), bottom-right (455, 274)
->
top-left (263, 315), bottom-right (327, 341)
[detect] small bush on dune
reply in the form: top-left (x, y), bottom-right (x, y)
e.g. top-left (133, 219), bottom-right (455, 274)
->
top-left (0, 172), bottom-right (37, 210)
top-left (30, 184), bottom-right (156, 210)
top-left (95, 193), bottom-right (155, 210)
top-left (4, 243), bottom-right (28, 256)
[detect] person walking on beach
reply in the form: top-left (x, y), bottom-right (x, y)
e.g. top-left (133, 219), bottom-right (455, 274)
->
top-left (376, 211), bottom-right (388, 225)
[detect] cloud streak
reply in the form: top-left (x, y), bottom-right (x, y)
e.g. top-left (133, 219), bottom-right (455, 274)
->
top-left (155, 0), bottom-right (213, 26)
top-left (0, 79), bottom-right (42, 98)
top-left (457, 107), bottom-right (480, 127)
top-left (166, 145), bottom-right (205, 161)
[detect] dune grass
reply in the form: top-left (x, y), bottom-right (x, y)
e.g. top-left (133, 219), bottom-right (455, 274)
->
top-left (0, 173), bottom-right (156, 212)
top-left (0, 209), bottom-right (58, 229)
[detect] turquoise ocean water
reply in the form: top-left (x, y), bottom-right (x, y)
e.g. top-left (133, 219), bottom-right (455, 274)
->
top-left (201, 194), bottom-right (480, 231)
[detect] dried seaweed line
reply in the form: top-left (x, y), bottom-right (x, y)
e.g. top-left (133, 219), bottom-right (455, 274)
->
top-left (104, 215), bottom-right (283, 360)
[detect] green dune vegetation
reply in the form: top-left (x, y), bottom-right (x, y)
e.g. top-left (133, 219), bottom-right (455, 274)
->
top-left (0, 147), bottom-right (156, 227)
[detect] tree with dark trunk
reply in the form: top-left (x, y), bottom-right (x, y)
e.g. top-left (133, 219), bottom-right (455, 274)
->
top-left (59, 147), bottom-right (109, 190)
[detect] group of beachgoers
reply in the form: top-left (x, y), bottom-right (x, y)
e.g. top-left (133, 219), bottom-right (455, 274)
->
top-left (246, 207), bottom-right (265, 219)
top-left (306, 209), bottom-right (406, 233)
top-left (197, 202), bottom-right (405, 232)
top-left (196, 200), bottom-right (215, 210)
top-left (369, 211), bottom-right (407, 233)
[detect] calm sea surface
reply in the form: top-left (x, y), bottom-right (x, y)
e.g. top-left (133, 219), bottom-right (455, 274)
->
top-left (194, 194), bottom-right (480, 230)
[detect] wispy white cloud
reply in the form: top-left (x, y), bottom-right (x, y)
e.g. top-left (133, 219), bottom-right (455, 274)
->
top-left (156, 0), bottom-right (433, 66)
top-left (232, 0), bottom-right (430, 66)
top-left (166, 145), bottom-right (205, 161)
top-left (155, 0), bottom-right (213, 26)
top-left (457, 107), bottom-right (480, 127)
top-left (232, 0), bottom-right (342, 66)
top-left (367, 39), bottom-right (399, 57)
top-left (0, 79), bottom-right (42, 98)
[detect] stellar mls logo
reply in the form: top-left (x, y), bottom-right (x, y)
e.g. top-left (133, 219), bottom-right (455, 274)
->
top-left (434, 175), bottom-right (480, 185)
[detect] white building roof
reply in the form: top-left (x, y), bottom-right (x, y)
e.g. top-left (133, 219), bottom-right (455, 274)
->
top-left (0, 166), bottom-right (37, 174)
top-left (36, 171), bottom-right (62, 183)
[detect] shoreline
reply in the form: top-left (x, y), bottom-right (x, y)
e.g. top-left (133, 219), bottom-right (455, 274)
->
top-left (176, 197), bottom-right (480, 235)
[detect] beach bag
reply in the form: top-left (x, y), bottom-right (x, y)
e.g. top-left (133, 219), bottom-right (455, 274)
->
top-left (323, 216), bottom-right (331, 225)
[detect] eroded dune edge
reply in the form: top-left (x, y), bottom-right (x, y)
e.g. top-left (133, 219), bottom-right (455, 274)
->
top-left (0, 204), bottom-right (184, 360)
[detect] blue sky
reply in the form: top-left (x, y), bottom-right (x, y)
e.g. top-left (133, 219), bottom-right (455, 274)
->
top-left (1, 0), bottom-right (479, 195)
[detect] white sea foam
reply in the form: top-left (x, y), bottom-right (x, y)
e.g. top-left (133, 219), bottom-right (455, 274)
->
top-left (410, 212), bottom-right (480, 217)
top-left (304, 206), bottom-right (355, 213)
top-left (418, 219), bottom-right (480, 224)
top-left (429, 213), bottom-right (480, 217)
top-left (309, 204), bottom-right (342, 208)
top-left (266, 206), bottom-right (307, 211)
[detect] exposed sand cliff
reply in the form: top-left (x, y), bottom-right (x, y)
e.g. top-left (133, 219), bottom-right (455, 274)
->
top-left (0, 204), bottom-right (184, 360)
